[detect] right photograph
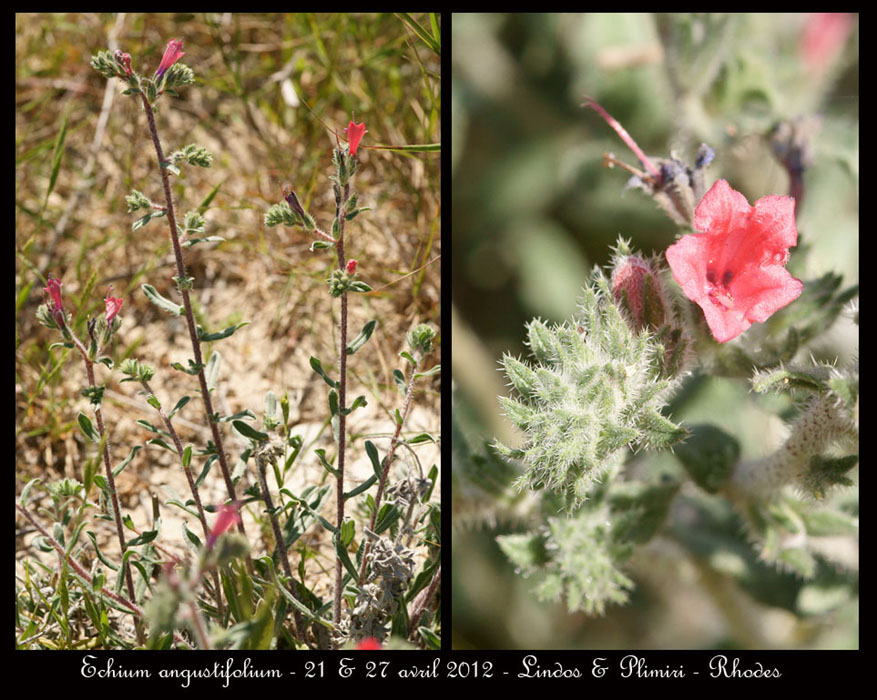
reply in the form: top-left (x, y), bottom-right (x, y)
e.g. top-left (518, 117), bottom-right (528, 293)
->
top-left (451, 13), bottom-right (858, 650)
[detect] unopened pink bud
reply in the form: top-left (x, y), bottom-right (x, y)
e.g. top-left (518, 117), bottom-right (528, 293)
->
top-left (346, 259), bottom-right (357, 275)
top-left (42, 273), bottom-right (66, 327)
top-left (105, 286), bottom-right (123, 323)
top-left (611, 255), bottom-right (662, 330)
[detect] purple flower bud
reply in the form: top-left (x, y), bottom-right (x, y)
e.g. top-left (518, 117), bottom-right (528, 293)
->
top-left (281, 184), bottom-right (306, 218)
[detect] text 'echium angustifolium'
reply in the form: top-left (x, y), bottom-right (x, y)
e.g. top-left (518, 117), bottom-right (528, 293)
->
top-left (483, 94), bottom-right (857, 618)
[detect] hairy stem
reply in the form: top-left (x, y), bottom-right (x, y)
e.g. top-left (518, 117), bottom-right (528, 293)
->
top-left (139, 94), bottom-right (252, 570)
top-left (140, 378), bottom-right (224, 617)
top-left (358, 348), bottom-right (423, 585)
top-left (69, 333), bottom-right (138, 633)
top-left (333, 180), bottom-right (350, 638)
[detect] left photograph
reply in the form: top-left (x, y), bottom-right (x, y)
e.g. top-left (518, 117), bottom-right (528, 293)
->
top-left (16, 12), bottom-right (441, 651)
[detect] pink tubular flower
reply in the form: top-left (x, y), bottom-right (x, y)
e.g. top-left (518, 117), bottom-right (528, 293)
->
top-left (346, 259), bottom-right (357, 275)
top-left (42, 273), bottom-right (66, 326)
top-left (207, 502), bottom-right (241, 548)
top-left (665, 179), bottom-right (803, 343)
top-left (355, 637), bottom-right (382, 650)
top-left (154, 39), bottom-right (185, 79)
top-left (105, 286), bottom-right (123, 323)
top-left (345, 120), bottom-right (367, 157)
top-left (800, 13), bottom-right (855, 76)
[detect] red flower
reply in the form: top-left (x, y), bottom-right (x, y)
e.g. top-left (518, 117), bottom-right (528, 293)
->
top-left (154, 39), bottom-right (185, 79)
top-left (344, 121), bottom-right (367, 157)
top-left (42, 273), bottom-right (66, 327)
top-left (105, 286), bottom-right (123, 323)
top-left (346, 259), bottom-right (357, 275)
top-left (355, 637), bottom-right (382, 650)
top-left (665, 179), bottom-right (803, 343)
top-left (207, 502), bottom-right (241, 548)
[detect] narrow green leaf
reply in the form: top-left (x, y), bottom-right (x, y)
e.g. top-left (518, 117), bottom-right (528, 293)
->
top-left (414, 365), bottom-right (441, 379)
top-left (375, 503), bottom-right (401, 534)
top-left (182, 235), bottom-right (225, 249)
top-left (131, 210), bottom-right (167, 231)
top-left (197, 180), bottom-right (222, 214)
top-left (214, 409), bottom-right (257, 423)
top-left (206, 351), bottom-right (221, 391)
top-left (142, 283), bottom-right (183, 316)
top-left (232, 419), bottom-right (269, 442)
top-left (168, 395), bottom-right (190, 420)
top-left (182, 521), bottom-right (203, 551)
top-left (78, 412), bottom-right (100, 443)
top-left (19, 477), bottom-right (42, 507)
top-left (334, 535), bottom-right (359, 581)
top-left (393, 369), bottom-right (406, 394)
top-left (365, 441), bottom-right (383, 478)
top-left (112, 445), bottom-right (142, 477)
top-left (310, 356), bottom-right (338, 388)
top-left (343, 474), bottom-right (377, 501)
top-left (396, 12), bottom-right (441, 55)
top-left (340, 395), bottom-right (367, 415)
top-left (418, 626), bottom-right (441, 649)
top-left (146, 437), bottom-right (176, 452)
top-left (86, 531), bottom-right (120, 571)
top-left (195, 455), bottom-right (217, 489)
top-left (125, 529), bottom-right (158, 547)
top-left (346, 319), bottom-right (377, 355)
top-left (198, 321), bottom-right (249, 343)
top-left (315, 448), bottom-right (339, 477)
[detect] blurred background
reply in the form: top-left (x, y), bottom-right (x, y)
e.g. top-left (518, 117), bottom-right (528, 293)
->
top-left (16, 13), bottom-right (440, 604)
top-left (452, 13), bottom-right (857, 649)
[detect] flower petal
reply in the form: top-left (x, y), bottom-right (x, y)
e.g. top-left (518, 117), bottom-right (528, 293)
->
top-left (666, 179), bottom-right (803, 343)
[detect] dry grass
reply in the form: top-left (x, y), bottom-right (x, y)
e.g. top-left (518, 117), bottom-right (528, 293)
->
top-left (15, 12), bottom-right (440, 635)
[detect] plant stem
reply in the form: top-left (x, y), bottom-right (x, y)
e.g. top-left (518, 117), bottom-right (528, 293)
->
top-left (407, 564), bottom-right (440, 638)
top-left (254, 461), bottom-right (305, 642)
top-left (69, 334), bottom-right (138, 620)
top-left (358, 348), bottom-right (423, 585)
top-left (139, 94), bottom-right (251, 568)
top-left (332, 181), bottom-right (350, 637)
top-left (141, 378), bottom-right (224, 617)
top-left (16, 502), bottom-right (141, 618)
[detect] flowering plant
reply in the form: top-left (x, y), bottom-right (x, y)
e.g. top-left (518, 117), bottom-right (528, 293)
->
top-left (451, 13), bottom-right (857, 649)
top-left (17, 15), bottom-right (440, 652)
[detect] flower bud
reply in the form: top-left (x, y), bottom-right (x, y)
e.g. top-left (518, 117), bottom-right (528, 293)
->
top-left (407, 323), bottom-right (436, 355)
top-left (105, 286), bottom-right (123, 323)
top-left (41, 273), bottom-right (67, 329)
top-left (346, 259), bottom-right (357, 275)
top-left (282, 184), bottom-right (306, 218)
top-left (610, 253), bottom-right (668, 331)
